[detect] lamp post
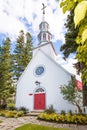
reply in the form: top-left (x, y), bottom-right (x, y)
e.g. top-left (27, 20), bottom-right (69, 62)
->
top-left (35, 81), bottom-right (41, 87)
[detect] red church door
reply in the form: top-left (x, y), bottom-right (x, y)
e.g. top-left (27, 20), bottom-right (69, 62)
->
top-left (34, 93), bottom-right (46, 110)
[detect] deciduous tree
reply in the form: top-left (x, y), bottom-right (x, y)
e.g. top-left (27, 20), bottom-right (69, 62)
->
top-left (60, 0), bottom-right (87, 106)
top-left (60, 78), bottom-right (82, 113)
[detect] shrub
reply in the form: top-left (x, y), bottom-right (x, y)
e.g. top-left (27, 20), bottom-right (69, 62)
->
top-left (8, 106), bottom-right (17, 111)
top-left (0, 110), bottom-right (24, 118)
top-left (0, 110), bottom-right (7, 116)
top-left (68, 110), bottom-right (73, 115)
top-left (38, 113), bottom-right (87, 125)
top-left (44, 105), bottom-right (55, 114)
top-left (19, 107), bottom-right (29, 114)
top-left (60, 110), bottom-right (66, 115)
top-left (0, 120), bottom-right (2, 123)
top-left (16, 111), bottom-right (24, 117)
top-left (0, 104), bottom-right (7, 110)
top-left (7, 103), bottom-right (17, 110)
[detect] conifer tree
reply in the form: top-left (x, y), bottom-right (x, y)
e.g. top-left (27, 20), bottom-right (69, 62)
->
top-left (14, 30), bottom-right (33, 80)
top-left (60, 9), bottom-right (78, 59)
top-left (0, 38), bottom-right (15, 108)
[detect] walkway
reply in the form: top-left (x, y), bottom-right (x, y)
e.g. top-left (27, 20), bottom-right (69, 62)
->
top-left (0, 116), bottom-right (87, 130)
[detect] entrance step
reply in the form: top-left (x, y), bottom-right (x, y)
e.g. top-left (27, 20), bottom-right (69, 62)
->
top-left (28, 110), bottom-right (44, 116)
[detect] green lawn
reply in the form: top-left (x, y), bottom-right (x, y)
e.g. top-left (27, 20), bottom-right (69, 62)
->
top-left (15, 124), bottom-right (72, 130)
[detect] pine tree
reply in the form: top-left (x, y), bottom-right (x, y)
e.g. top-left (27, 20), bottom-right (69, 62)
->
top-left (0, 38), bottom-right (15, 108)
top-left (14, 30), bottom-right (33, 80)
top-left (60, 9), bottom-right (78, 59)
top-left (22, 32), bottom-right (32, 69)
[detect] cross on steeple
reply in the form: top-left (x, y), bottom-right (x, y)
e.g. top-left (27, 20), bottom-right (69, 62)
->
top-left (41, 3), bottom-right (46, 21)
top-left (42, 3), bottom-right (46, 14)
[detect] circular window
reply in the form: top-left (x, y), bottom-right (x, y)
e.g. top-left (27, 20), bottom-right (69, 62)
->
top-left (35, 66), bottom-right (45, 76)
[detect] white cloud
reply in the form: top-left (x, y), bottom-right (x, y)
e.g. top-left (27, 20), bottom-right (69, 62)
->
top-left (56, 54), bottom-right (81, 81)
top-left (0, 0), bottom-right (67, 43)
top-left (0, 0), bottom-right (81, 81)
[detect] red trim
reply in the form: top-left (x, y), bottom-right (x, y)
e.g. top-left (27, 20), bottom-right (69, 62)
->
top-left (29, 93), bottom-right (33, 96)
top-left (76, 80), bottom-right (82, 90)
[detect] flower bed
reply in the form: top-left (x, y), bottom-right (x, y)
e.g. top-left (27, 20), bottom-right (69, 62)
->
top-left (0, 120), bottom-right (2, 123)
top-left (0, 110), bottom-right (24, 118)
top-left (38, 113), bottom-right (87, 125)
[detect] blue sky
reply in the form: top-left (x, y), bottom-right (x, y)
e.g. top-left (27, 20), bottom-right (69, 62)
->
top-left (0, 0), bottom-right (66, 51)
top-left (0, 0), bottom-right (81, 80)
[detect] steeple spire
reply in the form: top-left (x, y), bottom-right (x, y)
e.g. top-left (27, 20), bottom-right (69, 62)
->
top-left (37, 3), bottom-right (52, 45)
top-left (41, 3), bottom-right (46, 21)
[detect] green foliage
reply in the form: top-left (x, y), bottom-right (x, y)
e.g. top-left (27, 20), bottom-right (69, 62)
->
top-left (60, 0), bottom-right (87, 86)
top-left (60, 0), bottom-right (76, 13)
top-left (0, 30), bottom-right (33, 108)
top-left (44, 105), bottom-right (55, 114)
top-left (16, 111), bottom-right (24, 117)
top-left (60, 0), bottom-right (87, 105)
top-left (61, 110), bottom-right (66, 115)
top-left (7, 97), bottom-right (15, 106)
top-left (60, 9), bottom-right (78, 59)
top-left (74, 1), bottom-right (87, 27)
top-left (0, 37), bottom-right (15, 108)
top-left (18, 106), bottom-right (29, 114)
top-left (0, 110), bottom-right (24, 118)
top-left (68, 110), bottom-right (73, 115)
top-left (60, 78), bottom-right (82, 113)
top-left (15, 123), bottom-right (69, 130)
top-left (7, 105), bottom-right (17, 111)
top-left (14, 30), bottom-right (33, 80)
top-left (0, 120), bottom-right (2, 123)
top-left (38, 113), bottom-right (87, 124)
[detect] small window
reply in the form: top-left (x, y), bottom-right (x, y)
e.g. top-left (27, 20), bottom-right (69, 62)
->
top-left (43, 33), bottom-right (46, 41)
top-left (35, 88), bottom-right (45, 93)
top-left (48, 34), bottom-right (50, 40)
top-left (43, 23), bottom-right (45, 29)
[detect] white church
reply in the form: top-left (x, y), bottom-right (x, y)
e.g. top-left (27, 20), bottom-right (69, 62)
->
top-left (16, 5), bottom-right (75, 113)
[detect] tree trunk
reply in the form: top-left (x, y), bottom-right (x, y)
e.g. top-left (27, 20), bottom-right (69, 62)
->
top-left (83, 84), bottom-right (87, 106)
top-left (76, 104), bottom-right (82, 114)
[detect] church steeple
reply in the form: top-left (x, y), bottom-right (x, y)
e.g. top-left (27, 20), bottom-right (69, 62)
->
top-left (33, 3), bottom-right (56, 59)
top-left (38, 3), bottom-right (52, 45)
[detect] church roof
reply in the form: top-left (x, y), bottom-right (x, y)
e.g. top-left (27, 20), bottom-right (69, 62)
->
top-left (32, 42), bottom-right (57, 55)
top-left (17, 48), bottom-right (74, 85)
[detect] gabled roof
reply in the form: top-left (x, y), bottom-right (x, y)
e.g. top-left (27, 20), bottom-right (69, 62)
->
top-left (40, 49), bottom-right (73, 76)
top-left (17, 48), bottom-right (74, 86)
top-left (33, 42), bottom-right (57, 55)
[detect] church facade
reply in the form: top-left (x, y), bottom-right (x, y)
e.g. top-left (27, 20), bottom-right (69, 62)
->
top-left (16, 9), bottom-right (75, 113)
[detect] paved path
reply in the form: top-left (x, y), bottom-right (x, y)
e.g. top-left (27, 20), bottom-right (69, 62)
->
top-left (0, 116), bottom-right (87, 130)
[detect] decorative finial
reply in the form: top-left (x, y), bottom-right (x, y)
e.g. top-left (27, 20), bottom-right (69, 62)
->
top-left (41, 3), bottom-right (46, 21)
top-left (42, 3), bottom-right (46, 14)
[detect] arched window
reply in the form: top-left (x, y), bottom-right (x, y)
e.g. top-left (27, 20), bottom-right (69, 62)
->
top-left (35, 88), bottom-right (45, 93)
top-left (43, 33), bottom-right (46, 41)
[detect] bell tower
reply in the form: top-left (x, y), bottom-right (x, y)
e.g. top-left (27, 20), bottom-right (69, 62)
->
top-left (33, 3), bottom-right (56, 59)
top-left (38, 3), bottom-right (52, 45)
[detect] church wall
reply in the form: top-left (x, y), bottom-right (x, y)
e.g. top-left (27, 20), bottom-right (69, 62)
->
top-left (16, 50), bottom-right (74, 112)
top-left (33, 44), bottom-right (56, 59)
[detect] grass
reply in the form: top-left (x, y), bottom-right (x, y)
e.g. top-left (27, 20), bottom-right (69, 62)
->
top-left (15, 124), bottom-right (72, 130)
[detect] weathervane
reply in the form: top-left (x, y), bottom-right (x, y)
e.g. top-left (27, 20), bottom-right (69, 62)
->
top-left (41, 3), bottom-right (46, 21)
